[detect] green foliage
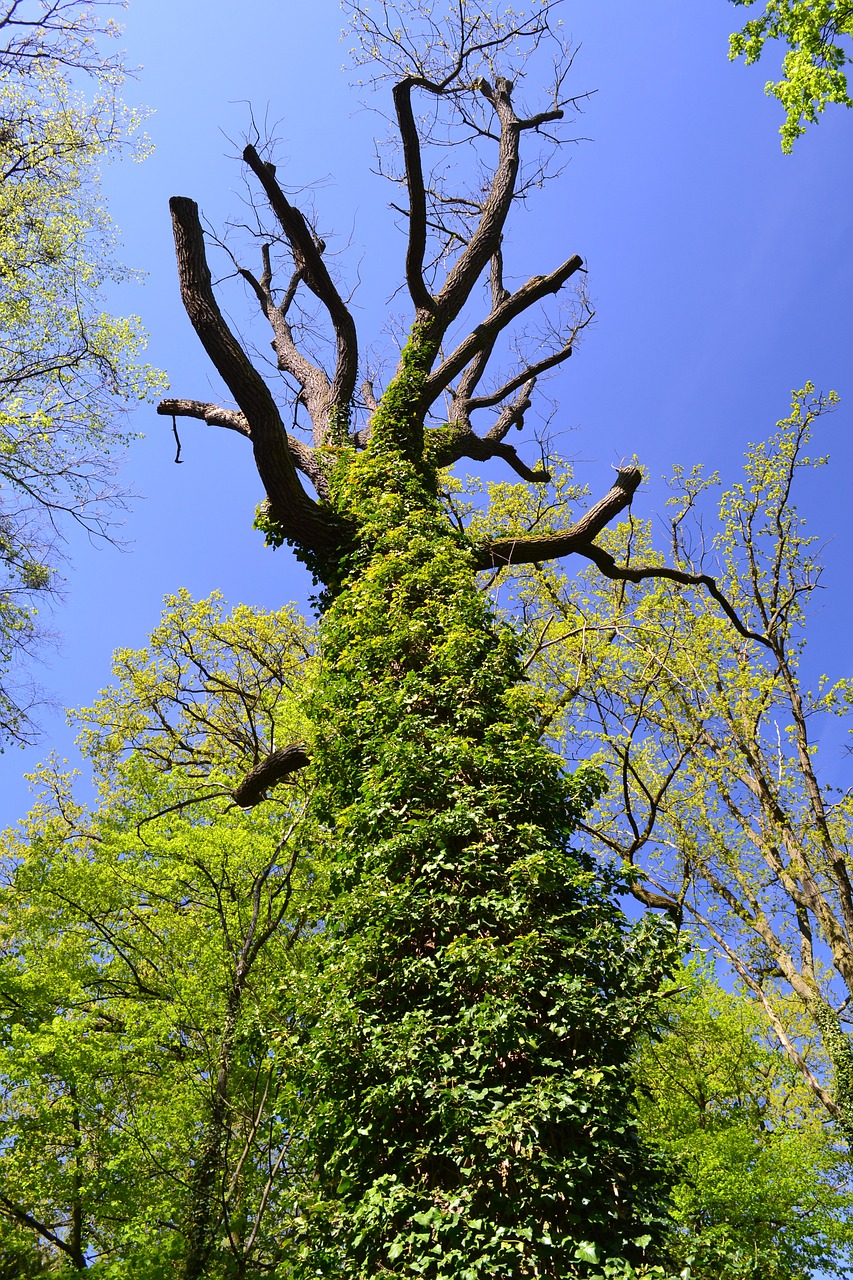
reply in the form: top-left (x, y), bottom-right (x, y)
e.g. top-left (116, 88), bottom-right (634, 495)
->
top-left (729, 0), bottom-right (853, 149)
top-left (0, 593), bottom-right (316, 1275)
top-left (468, 385), bottom-right (853, 1194)
top-left (0, 9), bottom-right (163, 743)
top-left (287, 346), bottom-right (679, 1278)
top-left (636, 963), bottom-right (853, 1278)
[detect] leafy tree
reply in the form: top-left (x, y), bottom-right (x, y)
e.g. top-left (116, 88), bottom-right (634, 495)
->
top-left (4, 589), bottom-right (849, 1277)
top-left (0, 0), bottom-right (162, 744)
top-left (635, 962), bottom-right (853, 1279)
top-left (0, 591), bottom-right (317, 1275)
top-left (728, 0), bottom-right (853, 149)
top-left (479, 384), bottom-right (853, 1165)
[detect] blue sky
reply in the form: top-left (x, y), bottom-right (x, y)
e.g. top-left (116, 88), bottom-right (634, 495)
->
top-left (2, 0), bottom-right (852, 824)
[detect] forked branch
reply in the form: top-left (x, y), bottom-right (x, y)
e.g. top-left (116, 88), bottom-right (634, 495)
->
top-left (160, 197), bottom-right (336, 554)
top-left (424, 254), bottom-right (584, 411)
top-left (242, 145), bottom-right (359, 419)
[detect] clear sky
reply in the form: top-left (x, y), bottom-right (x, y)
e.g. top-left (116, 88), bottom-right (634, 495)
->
top-left (2, 0), bottom-right (852, 825)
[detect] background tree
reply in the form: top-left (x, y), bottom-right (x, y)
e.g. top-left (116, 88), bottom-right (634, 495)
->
top-left (635, 961), bottom-right (853, 1279)
top-left (478, 385), bottom-right (853, 1159)
top-left (728, 0), bottom-right (853, 149)
top-left (0, 0), bottom-right (162, 744)
top-left (0, 591), bottom-right (316, 1275)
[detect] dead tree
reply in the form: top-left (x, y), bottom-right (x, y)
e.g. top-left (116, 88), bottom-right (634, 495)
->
top-left (157, 4), bottom-right (644, 576)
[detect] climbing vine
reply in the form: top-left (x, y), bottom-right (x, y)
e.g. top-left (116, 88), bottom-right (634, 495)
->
top-left (289, 342), bottom-right (678, 1278)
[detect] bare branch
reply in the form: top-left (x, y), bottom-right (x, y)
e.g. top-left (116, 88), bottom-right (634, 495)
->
top-left (424, 254), bottom-right (584, 409)
top-left (577, 543), bottom-right (773, 650)
top-left (158, 398), bottom-right (250, 437)
top-left (434, 77), bottom-right (530, 322)
top-left (392, 79), bottom-right (436, 313)
top-left (473, 340), bottom-right (576, 414)
top-left (242, 145), bottom-right (358, 423)
top-left (156, 397), bottom-right (330, 500)
top-left (233, 253), bottom-right (331, 416)
top-left (430, 409), bottom-right (547, 482)
top-left (165, 197), bottom-right (336, 555)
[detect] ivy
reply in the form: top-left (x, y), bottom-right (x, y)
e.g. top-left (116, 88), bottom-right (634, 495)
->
top-left (292, 342), bottom-right (679, 1277)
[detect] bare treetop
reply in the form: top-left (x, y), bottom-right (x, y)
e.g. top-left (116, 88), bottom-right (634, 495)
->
top-left (0, 1), bottom-right (126, 82)
top-left (345, 0), bottom-right (582, 286)
top-left (162, 0), bottom-right (767, 640)
top-left (343, 0), bottom-right (567, 90)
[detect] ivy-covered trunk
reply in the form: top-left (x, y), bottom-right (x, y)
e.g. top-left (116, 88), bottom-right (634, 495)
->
top-left (158, 13), bottom-right (687, 1272)
top-left (289, 340), bottom-right (674, 1278)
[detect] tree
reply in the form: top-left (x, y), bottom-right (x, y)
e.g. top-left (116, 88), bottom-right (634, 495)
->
top-left (0, 0), bottom-right (162, 744)
top-left (481, 385), bottom-right (853, 1160)
top-left (0, 591), bottom-right (317, 1275)
top-left (728, 0), bottom-right (853, 149)
top-left (6, 597), bottom-right (852, 1280)
top-left (634, 961), bottom-right (853, 1279)
top-left (154, 3), bottom-right (694, 1275)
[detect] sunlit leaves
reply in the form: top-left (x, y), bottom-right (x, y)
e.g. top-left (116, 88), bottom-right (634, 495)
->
top-left (0, 592), bottom-right (318, 1273)
top-left (636, 962), bottom-right (853, 1278)
top-left (729, 0), bottom-right (853, 149)
top-left (0, 9), bottom-right (163, 743)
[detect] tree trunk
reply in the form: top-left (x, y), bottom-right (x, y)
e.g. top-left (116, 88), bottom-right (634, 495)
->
top-left (289, 337), bottom-right (676, 1276)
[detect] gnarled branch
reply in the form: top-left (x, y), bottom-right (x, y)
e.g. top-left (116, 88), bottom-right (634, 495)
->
top-left (157, 397), bottom-right (330, 500)
top-left (165, 197), bottom-right (336, 554)
top-left (430, 415), bottom-right (548, 483)
top-left (435, 78), bottom-right (552, 325)
top-left (475, 466), bottom-right (641, 568)
top-left (232, 745), bottom-right (310, 808)
top-left (158, 398), bottom-right (249, 437)
top-left (577, 544), bottom-right (773, 649)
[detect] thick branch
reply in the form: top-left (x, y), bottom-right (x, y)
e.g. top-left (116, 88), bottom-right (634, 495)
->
top-left (236, 255), bottom-right (332, 414)
top-left (474, 467), bottom-right (641, 569)
top-left (158, 398), bottom-right (249, 436)
top-left (242, 146), bottom-right (358, 417)
top-left (393, 79), bottom-right (435, 313)
top-left (435, 78), bottom-right (529, 323)
top-left (156, 398), bottom-right (330, 500)
top-left (431, 416), bottom-right (547, 482)
top-left (232, 745), bottom-right (310, 808)
top-left (167, 197), bottom-right (336, 555)
top-left (485, 379), bottom-right (534, 442)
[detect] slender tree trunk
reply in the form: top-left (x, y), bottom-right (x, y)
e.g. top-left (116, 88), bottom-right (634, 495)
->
top-left (183, 985), bottom-right (242, 1280)
top-left (68, 1084), bottom-right (87, 1272)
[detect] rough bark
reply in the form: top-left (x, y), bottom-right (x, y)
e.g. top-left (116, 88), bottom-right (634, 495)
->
top-left (231, 745), bottom-right (310, 808)
top-left (165, 197), bottom-right (338, 556)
